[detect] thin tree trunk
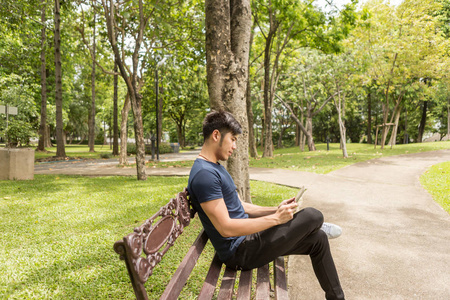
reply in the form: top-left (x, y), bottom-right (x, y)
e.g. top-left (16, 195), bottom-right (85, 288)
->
top-left (89, 11), bottom-right (96, 152)
top-left (38, 0), bottom-right (47, 152)
top-left (381, 53), bottom-right (398, 149)
top-left (447, 95), bottom-right (450, 139)
top-left (158, 75), bottom-right (163, 146)
top-left (246, 73), bottom-right (258, 158)
top-left (367, 90), bottom-right (372, 144)
top-left (333, 92), bottom-right (348, 158)
top-left (176, 123), bottom-right (185, 148)
top-left (102, 0), bottom-right (147, 180)
top-left (305, 113), bottom-right (316, 151)
top-left (246, 28), bottom-right (258, 158)
top-left (45, 125), bottom-right (52, 147)
top-left (388, 104), bottom-right (402, 148)
top-left (119, 93), bottom-right (131, 165)
top-left (262, 27), bottom-right (275, 158)
top-left (417, 101), bottom-right (428, 143)
top-left (54, 0), bottom-right (65, 157)
top-left (403, 108), bottom-right (408, 144)
top-left (113, 62), bottom-right (119, 155)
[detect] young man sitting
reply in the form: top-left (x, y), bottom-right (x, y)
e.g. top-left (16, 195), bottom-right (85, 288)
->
top-left (188, 111), bottom-right (345, 300)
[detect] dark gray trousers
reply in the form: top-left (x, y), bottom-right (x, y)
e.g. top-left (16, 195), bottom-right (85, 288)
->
top-left (224, 207), bottom-right (345, 300)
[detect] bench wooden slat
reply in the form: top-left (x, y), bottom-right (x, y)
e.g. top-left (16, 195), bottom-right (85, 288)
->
top-left (256, 264), bottom-right (270, 299)
top-left (236, 269), bottom-right (253, 300)
top-left (217, 267), bottom-right (237, 299)
top-left (198, 253), bottom-right (222, 300)
top-left (274, 257), bottom-right (289, 300)
top-left (160, 230), bottom-right (208, 300)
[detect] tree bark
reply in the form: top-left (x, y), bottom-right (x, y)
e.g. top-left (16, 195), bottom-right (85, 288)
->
top-left (246, 29), bottom-right (258, 158)
top-left (367, 90), bottom-right (372, 144)
top-left (54, 0), bottom-right (65, 158)
top-left (38, 0), bottom-right (47, 152)
top-left (262, 25), bottom-right (276, 158)
top-left (417, 100), bottom-right (428, 143)
top-left (305, 113), bottom-right (316, 151)
top-left (45, 125), bottom-right (52, 147)
top-left (113, 62), bottom-right (119, 155)
top-left (158, 74), bottom-right (163, 146)
top-left (89, 11), bottom-right (96, 152)
top-left (102, 0), bottom-right (147, 180)
top-left (205, 0), bottom-right (252, 203)
top-left (119, 93), bottom-right (131, 165)
top-left (447, 95), bottom-right (450, 139)
top-left (176, 123), bottom-right (185, 148)
top-left (388, 103), bottom-right (402, 147)
top-left (246, 72), bottom-right (258, 158)
top-left (333, 91), bottom-right (348, 158)
top-left (380, 53), bottom-right (398, 149)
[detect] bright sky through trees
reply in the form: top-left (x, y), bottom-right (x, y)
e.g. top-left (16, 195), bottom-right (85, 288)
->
top-left (316, 0), bottom-right (403, 12)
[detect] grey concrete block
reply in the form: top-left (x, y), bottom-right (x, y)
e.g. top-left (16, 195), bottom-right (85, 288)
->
top-left (0, 148), bottom-right (34, 180)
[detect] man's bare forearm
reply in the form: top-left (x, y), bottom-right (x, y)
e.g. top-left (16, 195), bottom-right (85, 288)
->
top-left (242, 202), bottom-right (277, 218)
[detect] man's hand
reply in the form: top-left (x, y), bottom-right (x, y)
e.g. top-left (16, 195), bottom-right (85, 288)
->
top-left (275, 201), bottom-right (298, 225)
top-left (278, 197), bottom-right (295, 209)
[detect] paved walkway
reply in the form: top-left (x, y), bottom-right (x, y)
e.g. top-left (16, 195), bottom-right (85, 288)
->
top-left (34, 149), bottom-right (450, 299)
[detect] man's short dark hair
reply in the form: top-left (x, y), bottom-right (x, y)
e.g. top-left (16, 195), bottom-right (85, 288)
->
top-left (203, 110), bottom-right (242, 141)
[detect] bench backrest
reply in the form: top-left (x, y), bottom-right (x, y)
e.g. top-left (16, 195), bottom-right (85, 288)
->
top-left (114, 188), bottom-right (195, 299)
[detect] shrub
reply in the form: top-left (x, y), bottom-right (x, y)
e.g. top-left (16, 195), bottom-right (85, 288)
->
top-left (5, 119), bottom-right (37, 147)
top-left (127, 142), bottom-right (173, 155)
top-left (100, 153), bottom-right (112, 159)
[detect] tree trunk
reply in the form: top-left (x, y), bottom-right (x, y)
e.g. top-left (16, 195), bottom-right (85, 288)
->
top-left (176, 123), bottom-right (185, 148)
top-left (305, 113), bottom-right (316, 151)
top-left (38, 0), bottom-right (47, 152)
top-left (277, 127), bottom-right (285, 148)
top-left (89, 12), bottom-right (96, 152)
top-left (299, 106), bottom-right (305, 151)
top-left (367, 90), bottom-right (372, 144)
top-left (54, 0), bottom-right (65, 158)
top-left (447, 95), bottom-right (450, 139)
top-left (102, 0), bottom-right (147, 180)
top-left (119, 93), bottom-right (131, 165)
top-left (129, 93), bottom-right (146, 179)
top-left (338, 118), bottom-right (348, 158)
top-left (246, 72), bottom-right (258, 158)
top-left (246, 28), bottom-right (258, 158)
top-left (417, 100), bottom-right (428, 143)
top-left (158, 76), bottom-right (163, 145)
top-left (334, 93), bottom-right (348, 158)
top-left (388, 104), bottom-right (402, 147)
top-left (205, 0), bottom-right (251, 203)
top-left (113, 62), bottom-right (119, 155)
top-left (380, 53), bottom-right (398, 149)
top-left (262, 27), bottom-right (276, 158)
top-left (45, 125), bottom-right (52, 147)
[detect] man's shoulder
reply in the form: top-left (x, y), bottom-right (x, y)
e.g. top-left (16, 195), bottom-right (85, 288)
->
top-left (189, 159), bottom-right (221, 181)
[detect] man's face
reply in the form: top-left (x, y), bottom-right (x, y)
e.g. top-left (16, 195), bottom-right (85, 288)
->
top-left (217, 132), bottom-right (238, 161)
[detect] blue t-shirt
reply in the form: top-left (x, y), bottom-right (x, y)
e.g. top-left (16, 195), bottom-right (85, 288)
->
top-left (187, 158), bottom-right (247, 262)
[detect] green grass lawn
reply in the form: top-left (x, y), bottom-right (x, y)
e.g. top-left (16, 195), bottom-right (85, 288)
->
top-left (34, 144), bottom-right (115, 161)
top-left (250, 141), bottom-right (450, 174)
top-left (420, 161), bottom-right (450, 213)
top-left (0, 176), bottom-right (296, 299)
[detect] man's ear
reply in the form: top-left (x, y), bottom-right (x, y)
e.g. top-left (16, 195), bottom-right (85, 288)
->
top-left (211, 129), bottom-right (221, 142)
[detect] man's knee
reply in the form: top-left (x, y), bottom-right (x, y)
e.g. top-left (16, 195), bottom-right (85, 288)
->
top-left (300, 207), bottom-right (324, 227)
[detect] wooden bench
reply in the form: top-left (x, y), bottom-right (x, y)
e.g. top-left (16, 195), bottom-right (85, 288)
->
top-left (114, 188), bottom-right (289, 299)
